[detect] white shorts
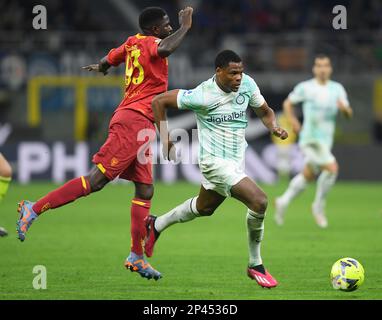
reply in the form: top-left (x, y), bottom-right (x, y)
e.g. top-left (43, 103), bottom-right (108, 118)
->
top-left (300, 143), bottom-right (336, 172)
top-left (199, 156), bottom-right (247, 197)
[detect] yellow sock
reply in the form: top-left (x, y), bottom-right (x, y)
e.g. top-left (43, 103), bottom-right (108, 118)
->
top-left (0, 176), bottom-right (11, 202)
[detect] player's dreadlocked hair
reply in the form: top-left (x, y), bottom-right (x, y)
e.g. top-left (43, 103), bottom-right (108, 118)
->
top-left (139, 7), bottom-right (167, 32)
top-left (215, 50), bottom-right (242, 69)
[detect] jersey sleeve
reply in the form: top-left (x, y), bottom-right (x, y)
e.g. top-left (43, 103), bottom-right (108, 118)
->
top-left (146, 37), bottom-right (161, 58)
top-left (106, 41), bottom-right (127, 66)
top-left (338, 84), bottom-right (350, 107)
top-left (248, 77), bottom-right (265, 109)
top-left (288, 82), bottom-right (306, 104)
top-left (177, 85), bottom-right (205, 112)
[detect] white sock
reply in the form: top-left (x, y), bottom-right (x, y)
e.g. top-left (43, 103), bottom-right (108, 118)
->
top-left (313, 170), bottom-right (337, 209)
top-left (278, 173), bottom-right (308, 205)
top-left (247, 209), bottom-right (265, 267)
top-left (154, 197), bottom-right (199, 233)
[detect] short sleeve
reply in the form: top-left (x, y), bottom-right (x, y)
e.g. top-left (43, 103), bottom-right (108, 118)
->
top-left (177, 86), bottom-right (205, 112)
top-left (338, 84), bottom-right (350, 107)
top-left (288, 82), bottom-right (306, 104)
top-left (248, 79), bottom-right (265, 108)
top-left (106, 42), bottom-right (127, 66)
top-left (147, 37), bottom-right (161, 58)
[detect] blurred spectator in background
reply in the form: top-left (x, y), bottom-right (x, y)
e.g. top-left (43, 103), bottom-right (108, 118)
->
top-left (0, 0), bottom-right (380, 146)
top-left (0, 0), bottom-right (381, 33)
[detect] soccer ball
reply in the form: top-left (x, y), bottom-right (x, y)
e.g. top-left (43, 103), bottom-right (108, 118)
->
top-left (330, 257), bottom-right (365, 292)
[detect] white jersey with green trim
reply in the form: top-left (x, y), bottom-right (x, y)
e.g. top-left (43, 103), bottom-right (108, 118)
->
top-left (288, 78), bottom-right (349, 149)
top-left (176, 73), bottom-right (265, 162)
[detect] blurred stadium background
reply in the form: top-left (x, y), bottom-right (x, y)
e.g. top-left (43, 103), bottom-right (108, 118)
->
top-left (1, 0), bottom-right (381, 184)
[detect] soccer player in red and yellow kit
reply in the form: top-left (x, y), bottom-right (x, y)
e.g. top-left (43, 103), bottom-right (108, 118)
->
top-left (17, 6), bottom-right (193, 280)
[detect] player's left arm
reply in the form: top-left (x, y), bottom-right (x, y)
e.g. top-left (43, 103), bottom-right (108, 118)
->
top-left (254, 101), bottom-right (289, 140)
top-left (152, 90), bottom-right (180, 160)
top-left (337, 85), bottom-right (353, 119)
top-left (157, 7), bottom-right (193, 58)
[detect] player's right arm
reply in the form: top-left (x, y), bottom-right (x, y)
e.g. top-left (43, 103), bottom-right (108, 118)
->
top-left (283, 82), bottom-right (305, 134)
top-left (152, 90), bottom-right (181, 160)
top-left (153, 86), bottom-right (203, 160)
top-left (157, 7), bottom-right (193, 58)
top-left (82, 56), bottom-right (111, 75)
top-left (82, 40), bottom-right (127, 75)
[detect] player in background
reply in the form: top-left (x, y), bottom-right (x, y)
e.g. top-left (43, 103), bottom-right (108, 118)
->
top-left (274, 54), bottom-right (353, 228)
top-left (0, 153), bottom-right (12, 237)
top-left (17, 6), bottom-right (193, 280)
top-left (146, 50), bottom-right (288, 288)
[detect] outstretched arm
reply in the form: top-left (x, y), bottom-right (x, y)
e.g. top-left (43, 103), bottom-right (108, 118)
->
top-left (255, 101), bottom-right (288, 140)
top-left (152, 89), bottom-right (181, 160)
top-left (82, 56), bottom-right (111, 75)
top-left (157, 7), bottom-right (193, 58)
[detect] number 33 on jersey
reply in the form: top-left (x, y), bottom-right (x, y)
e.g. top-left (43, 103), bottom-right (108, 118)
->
top-left (106, 33), bottom-right (169, 122)
top-left (125, 46), bottom-right (145, 86)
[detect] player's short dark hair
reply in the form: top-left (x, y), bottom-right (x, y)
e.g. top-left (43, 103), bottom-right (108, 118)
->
top-left (215, 50), bottom-right (242, 69)
top-left (139, 7), bottom-right (167, 31)
top-left (315, 53), bottom-right (331, 61)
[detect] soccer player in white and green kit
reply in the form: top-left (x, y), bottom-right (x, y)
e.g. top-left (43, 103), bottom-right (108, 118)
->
top-left (145, 50), bottom-right (288, 288)
top-left (275, 54), bottom-right (353, 228)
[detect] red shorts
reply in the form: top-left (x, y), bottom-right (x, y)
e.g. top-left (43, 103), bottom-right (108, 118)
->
top-left (92, 109), bottom-right (156, 184)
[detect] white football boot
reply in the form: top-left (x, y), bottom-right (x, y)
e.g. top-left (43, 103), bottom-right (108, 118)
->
top-left (274, 197), bottom-right (288, 226)
top-left (312, 202), bottom-right (328, 228)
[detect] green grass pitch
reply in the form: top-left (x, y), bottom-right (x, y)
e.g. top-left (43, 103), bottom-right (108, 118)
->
top-left (0, 181), bottom-right (381, 300)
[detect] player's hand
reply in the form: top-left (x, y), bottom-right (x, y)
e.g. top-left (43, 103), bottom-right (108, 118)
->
top-left (337, 100), bottom-right (353, 119)
top-left (82, 64), bottom-right (108, 75)
top-left (162, 141), bottom-right (177, 162)
top-left (272, 127), bottom-right (289, 140)
top-left (178, 7), bottom-right (193, 30)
